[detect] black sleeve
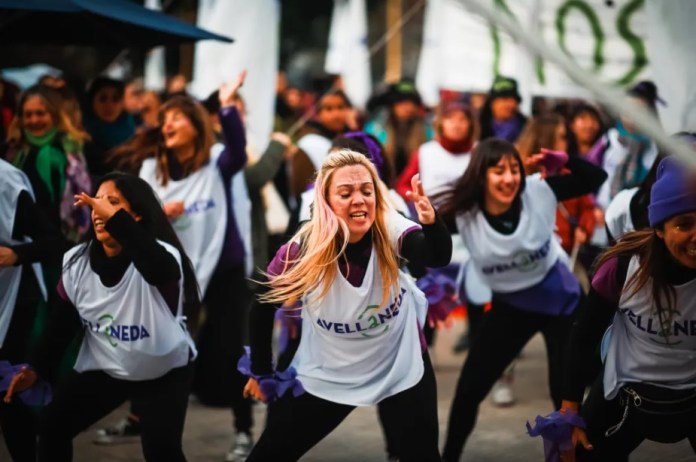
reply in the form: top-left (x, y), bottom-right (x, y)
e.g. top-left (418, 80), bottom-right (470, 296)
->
top-left (400, 213), bottom-right (453, 269)
top-left (248, 276), bottom-right (277, 376)
top-left (545, 155), bottom-right (608, 202)
top-left (11, 190), bottom-right (69, 266)
top-left (29, 290), bottom-right (82, 385)
top-left (104, 210), bottom-right (181, 286)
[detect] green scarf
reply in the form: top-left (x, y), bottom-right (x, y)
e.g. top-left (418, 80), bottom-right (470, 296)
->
top-left (24, 128), bottom-right (68, 203)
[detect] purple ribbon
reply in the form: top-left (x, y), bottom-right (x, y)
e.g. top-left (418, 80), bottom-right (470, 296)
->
top-left (0, 361), bottom-right (53, 406)
top-left (417, 272), bottom-right (460, 324)
top-left (237, 347), bottom-right (304, 404)
top-left (343, 131), bottom-right (386, 180)
top-left (526, 410), bottom-right (586, 462)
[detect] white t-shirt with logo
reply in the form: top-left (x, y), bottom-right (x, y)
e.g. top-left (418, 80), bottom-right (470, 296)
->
top-left (602, 255), bottom-right (696, 398)
top-left (0, 160), bottom-right (47, 347)
top-left (456, 175), bottom-right (560, 293)
top-left (291, 252), bottom-right (427, 406)
top-left (140, 149), bottom-right (227, 295)
top-left (62, 241), bottom-right (195, 381)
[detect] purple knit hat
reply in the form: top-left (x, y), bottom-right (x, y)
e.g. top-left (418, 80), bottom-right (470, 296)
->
top-left (648, 157), bottom-right (696, 227)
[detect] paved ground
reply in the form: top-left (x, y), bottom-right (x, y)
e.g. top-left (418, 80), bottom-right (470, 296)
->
top-left (2, 320), bottom-right (694, 461)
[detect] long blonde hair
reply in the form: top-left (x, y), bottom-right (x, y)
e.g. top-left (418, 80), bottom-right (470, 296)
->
top-left (262, 149), bottom-right (401, 309)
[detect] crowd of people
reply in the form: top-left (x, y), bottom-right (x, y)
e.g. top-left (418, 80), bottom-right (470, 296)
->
top-left (0, 65), bottom-right (695, 462)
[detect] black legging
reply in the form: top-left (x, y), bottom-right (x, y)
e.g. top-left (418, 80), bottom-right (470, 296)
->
top-left (247, 353), bottom-right (441, 462)
top-left (577, 374), bottom-right (696, 461)
top-left (442, 299), bottom-right (574, 462)
top-left (37, 363), bottom-right (193, 462)
top-left (192, 266), bottom-right (252, 433)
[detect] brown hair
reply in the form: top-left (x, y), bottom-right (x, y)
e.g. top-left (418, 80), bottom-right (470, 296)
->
top-left (108, 95), bottom-right (214, 185)
top-left (516, 113), bottom-right (564, 173)
top-left (433, 102), bottom-right (479, 142)
top-left (596, 229), bottom-right (677, 335)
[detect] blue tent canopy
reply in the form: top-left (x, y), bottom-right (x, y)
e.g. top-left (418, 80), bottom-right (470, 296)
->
top-left (0, 0), bottom-right (233, 48)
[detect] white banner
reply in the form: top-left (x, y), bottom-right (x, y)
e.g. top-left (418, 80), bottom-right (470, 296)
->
top-left (325, 0), bottom-right (372, 109)
top-left (144, 0), bottom-right (166, 91)
top-left (417, 0), bottom-right (650, 104)
top-left (191, 0), bottom-right (280, 152)
top-left (646, 0), bottom-right (696, 134)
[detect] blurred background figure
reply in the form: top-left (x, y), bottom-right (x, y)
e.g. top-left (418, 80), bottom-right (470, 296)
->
top-left (366, 81), bottom-right (433, 178)
top-left (83, 77), bottom-right (136, 182)
top-left (479, 76), bottom-right (527, 143)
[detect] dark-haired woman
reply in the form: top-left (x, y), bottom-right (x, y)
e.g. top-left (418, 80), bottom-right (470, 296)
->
top-left (478, 76), bottom-right (527, 143)
top-left (7, 173), bottom-right (200, 461)
top-left (560, 156), bottom-right (696, 461)
top-left (0, 159), bottom-right (67, 462)
top-left (439, 138), bottom-right (607, 461)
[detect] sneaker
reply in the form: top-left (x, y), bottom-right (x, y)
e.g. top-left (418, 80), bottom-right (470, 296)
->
top-left (491, 380), bottom-right (515, 407)
top-left (225, 432), bottom-right (253, 461)
top-left (93, 417), bottom-right (141, 445)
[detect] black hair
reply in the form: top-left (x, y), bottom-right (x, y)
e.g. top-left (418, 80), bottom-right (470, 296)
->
top-left (566, 103), bottom-right (605, 157)
top-left (65, 172), bottom-right (201, 326)
top-left (439, 138), bottom-right (526, 216)
top-left (86, 77), bottom-right (125, 103)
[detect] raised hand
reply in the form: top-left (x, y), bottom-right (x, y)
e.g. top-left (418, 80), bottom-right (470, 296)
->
top-left (243, 378), bottom-right (267, 402)
top-left (164, 201), bottom-right (185, 219)
top-left (219, 69), bottom-right (248, 108)
top-left (74, 192), bottom-right (119, 221)
top-left (4, 366), bottom-right (37, 403)
top-left (0, 246), bottom-right (18, 267)
top-left (405, 174), bottom-right (435, 225)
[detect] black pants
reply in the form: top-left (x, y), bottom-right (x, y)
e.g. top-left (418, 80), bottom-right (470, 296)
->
top-left (37, 363), bottom-right (193, 462)
top-left (577, 375), bottom-right (696, 460)
top-left (0, 268), bottom-right (46, 462)
top-left (442, 300), bottom-right (574, 462)
top-left (247, 353), bottom-right (441, 462)
top-left (192, 267), bottom-right (253, 433)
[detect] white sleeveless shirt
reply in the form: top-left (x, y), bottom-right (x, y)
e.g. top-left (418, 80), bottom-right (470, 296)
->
top-left (456, 175), bottom-right (561, 293)
top-left (418, 140), bottom-right (471, 200)
top-left (62, 241), bottom-right (195, 381)
top-left (140, 148), bottom-right (227, 295)
top-left (291, 252), bottom-right (427, 406)
top-left (602, 256), bottom-right (696, 399)
top-left (0, 160), bottom-right (46, 347)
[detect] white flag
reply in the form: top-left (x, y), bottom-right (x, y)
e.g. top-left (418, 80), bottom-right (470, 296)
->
top-left (144, 0), bottom-right (166, 91)
top-left (191, 0), bottom-right (280, 152)
top-left (325, 0), bottom-right (372, 110)
top-left (646, 0), bottom-right (696, 134)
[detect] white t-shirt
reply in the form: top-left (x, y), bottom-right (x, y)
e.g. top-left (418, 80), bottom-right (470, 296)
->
top-left (140, 149), bottom-right (227, 295)
top-left (62, 241), bottom-right (195, 381)
top-left (602, 256), bottom-right (696, 399)
top-left (0, 160), bottom-right (46, 347)
top-left (456, 175), bottom-right (561, 293)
